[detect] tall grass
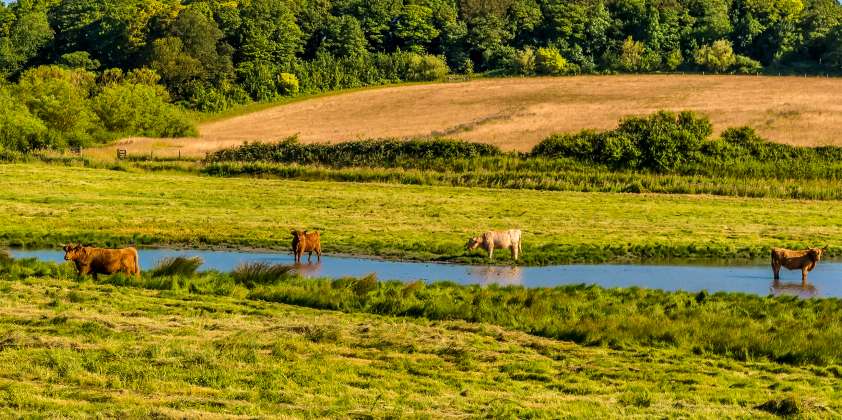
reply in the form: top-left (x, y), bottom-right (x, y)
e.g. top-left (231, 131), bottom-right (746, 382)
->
top-left (231, 262), bottom-right (294, 288)
top-left (5, 256), bottom-right (840, 366)
top-left (150, 256), bottom-right (203, 277)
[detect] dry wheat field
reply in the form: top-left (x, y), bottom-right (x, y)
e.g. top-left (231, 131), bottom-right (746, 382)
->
top-left (105, 74), bottom-right (842, 158)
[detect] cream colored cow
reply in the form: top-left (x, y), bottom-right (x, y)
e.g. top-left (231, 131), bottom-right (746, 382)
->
top-left (466, 229), bottom-right (522, 261)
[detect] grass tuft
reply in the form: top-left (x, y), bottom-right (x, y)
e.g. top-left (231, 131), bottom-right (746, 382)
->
top-left (232, 262), bottom-right (294, 288)
top-left (150, 256), bottom-right (203, 278)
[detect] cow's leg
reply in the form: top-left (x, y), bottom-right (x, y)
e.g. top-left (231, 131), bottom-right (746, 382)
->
top-left (511, 245), bottom-right (517, 261)
top-left (488, 244), bottom-right (494, 260)
top-left (802, 267), bottom-right (809, 285)
top-left (316, 247), bottom-right (321, 262)
top-left (772, 261), bottom-right (780, 280)
top-left (92, 272), bottom-right (98, 282)
top-left (307, 251), bottom-right (312, 263)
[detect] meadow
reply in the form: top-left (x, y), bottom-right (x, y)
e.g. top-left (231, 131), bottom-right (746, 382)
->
top-left (0, 255), bottom-right (840, 417)
top-left (100, 75), bottom-right (842, 158)
top-left (2, 163), bottom-right (841, 264)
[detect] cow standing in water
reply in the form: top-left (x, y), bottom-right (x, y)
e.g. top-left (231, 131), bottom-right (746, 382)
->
top-left (63, 244), bottom-right (140, 280)
top-left (466, 229), bottom-right (522, 261)
top-left (291, 230), bottom-right (322, 263)
top-left (771, 246), bottom-right (827, 285)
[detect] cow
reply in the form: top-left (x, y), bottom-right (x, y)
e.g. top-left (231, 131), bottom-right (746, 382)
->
top-left (466, 229), bottom-right (522, 261)
top-left (291, 230), bottom-right (322, 263)
top-left (771, 246), bottom-right (828, 285)
top-left (62, 243), bottom-right (140, 280)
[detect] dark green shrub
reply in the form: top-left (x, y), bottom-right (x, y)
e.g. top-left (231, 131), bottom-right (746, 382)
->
top-left (206, 137), bottom-right (501, 167)
top-left (533, 111), bottom-right (712, 171)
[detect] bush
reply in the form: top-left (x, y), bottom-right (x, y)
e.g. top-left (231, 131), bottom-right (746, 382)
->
top-left (206, 137), bottom-right (501, 166)
top-left (406, 54), bottom-right (449, 81)
top-left (734, 55), bottom-right (763, 74)
top-left (237, 61), bottom-right (278, 101)
top-left (16, 66), bottom-right (97, 137)
top-left (277, 72), bottom-right (299, 95)
top-left (91, 82), bottom-right (197, 137)
top-left (533, 111), bottom-right (711, 171)
top-left (695, 40), bottom-right (736, 73)
top-left (0, 87), bottom-right (49, 152)
top-left (536, 47), bottom-right (568, 76)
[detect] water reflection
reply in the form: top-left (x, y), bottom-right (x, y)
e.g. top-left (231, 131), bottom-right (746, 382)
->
top-left (10, 248), bottom-right (842, 297)
top-left (467, 265), bottom-right (522, 286)
top-left (770, 280), bottom-right (818, 298)
top-left (292, 262), bottom-right (323, 276)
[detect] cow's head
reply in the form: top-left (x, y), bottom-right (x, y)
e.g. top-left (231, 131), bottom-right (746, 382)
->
top-left (291, 230), bottom-right (307, 244)
top-left (63, 243), bottom-right (84, 261)
top-left (465, 236), bottom-right (482, 251)
top-left (808, 247), bottom-right (826, 262)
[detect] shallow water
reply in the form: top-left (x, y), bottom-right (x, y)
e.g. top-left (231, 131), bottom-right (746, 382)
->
top-left (11, 248), bottom-right (842, 298)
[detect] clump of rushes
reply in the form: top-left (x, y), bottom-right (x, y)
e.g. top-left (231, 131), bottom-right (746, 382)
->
top-left (232, 262), bottom-right (294, 288)
top-left (150, 256), bottom-right (203, 277)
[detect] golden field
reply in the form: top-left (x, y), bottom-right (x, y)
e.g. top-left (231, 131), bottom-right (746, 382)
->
top-left (102, 74), bottom-right (842, 158)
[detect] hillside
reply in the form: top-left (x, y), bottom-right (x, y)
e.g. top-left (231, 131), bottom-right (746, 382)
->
top-left (106, 75), bottom-right (842, 158)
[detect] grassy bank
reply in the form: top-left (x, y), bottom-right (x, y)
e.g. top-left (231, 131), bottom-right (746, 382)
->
top-left (2, 163), bottom-right (841, 264)
top-left (5, 254), bottom-right (842, 367)
top-left (0, 258), bottom-right (840, 417)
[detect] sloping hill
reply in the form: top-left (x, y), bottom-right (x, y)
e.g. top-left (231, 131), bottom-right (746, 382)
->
top-left (109, 74), bottom-right (842, 157)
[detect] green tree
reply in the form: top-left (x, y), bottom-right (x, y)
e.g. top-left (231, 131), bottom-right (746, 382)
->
top-left (238, 0), bottom-right (303, 64)
top-left (394, 4), bottom-right (440, 53)
top-left (321, 15), bottom-right (369, 58)
top-left (149, 37), bottom-right (202, 88)
top-left (0, 86), bottom-right (48, 152)
top-left (16, 65), bottom-right (97, 141)
top-left (0, 5), bottom-right (53, 77)
top-left (171, 5), bottom-right (234, 84)
top-left (618, 36), bottom-right (646, 72)
top-left (58, 51), bottom-right (100, 70)
top-left (694, 39), bottom-right (736, 72)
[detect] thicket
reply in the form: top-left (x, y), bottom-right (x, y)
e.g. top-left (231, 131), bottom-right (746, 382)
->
top-left (206, 137), bottom-right (502, 167)
top-left (534, 111), bottom-right (842, 178)
top-left (3, 254), bottom-right (842, 366)
top-left (3, 0), bottom-right (842, 116)
top-left (0, 66), bottom-right (194, 153)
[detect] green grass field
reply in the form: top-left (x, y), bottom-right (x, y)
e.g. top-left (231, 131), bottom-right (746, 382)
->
top-left (0, 271), bottom-right (839, 417)
top-left (1, 163), bottom-right (840, 263)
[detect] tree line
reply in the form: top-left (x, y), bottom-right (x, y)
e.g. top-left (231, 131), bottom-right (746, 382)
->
top-left (2, 0), bottom-right (842, 152)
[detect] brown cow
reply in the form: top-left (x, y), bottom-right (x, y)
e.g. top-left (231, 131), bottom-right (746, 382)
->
top-left (771, 246), bottom-right (828, 285)
top-left (466, 229), bottom-right (522, 261)
top-left (63, 244), bottom-right (140, 280)
top-left (291, 230), bottom-right (321, 263)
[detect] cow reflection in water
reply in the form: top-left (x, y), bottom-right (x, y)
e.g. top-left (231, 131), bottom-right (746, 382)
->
top-left (770, 280), bottom-right (818, 298)
top-left (291, 261), bottom-right (323, 276)
top-left (468, 265), bottom-right (523, 286)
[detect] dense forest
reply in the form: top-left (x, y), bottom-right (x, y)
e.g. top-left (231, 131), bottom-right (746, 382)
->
top-left (2, 0), bottom-right (842, 152)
